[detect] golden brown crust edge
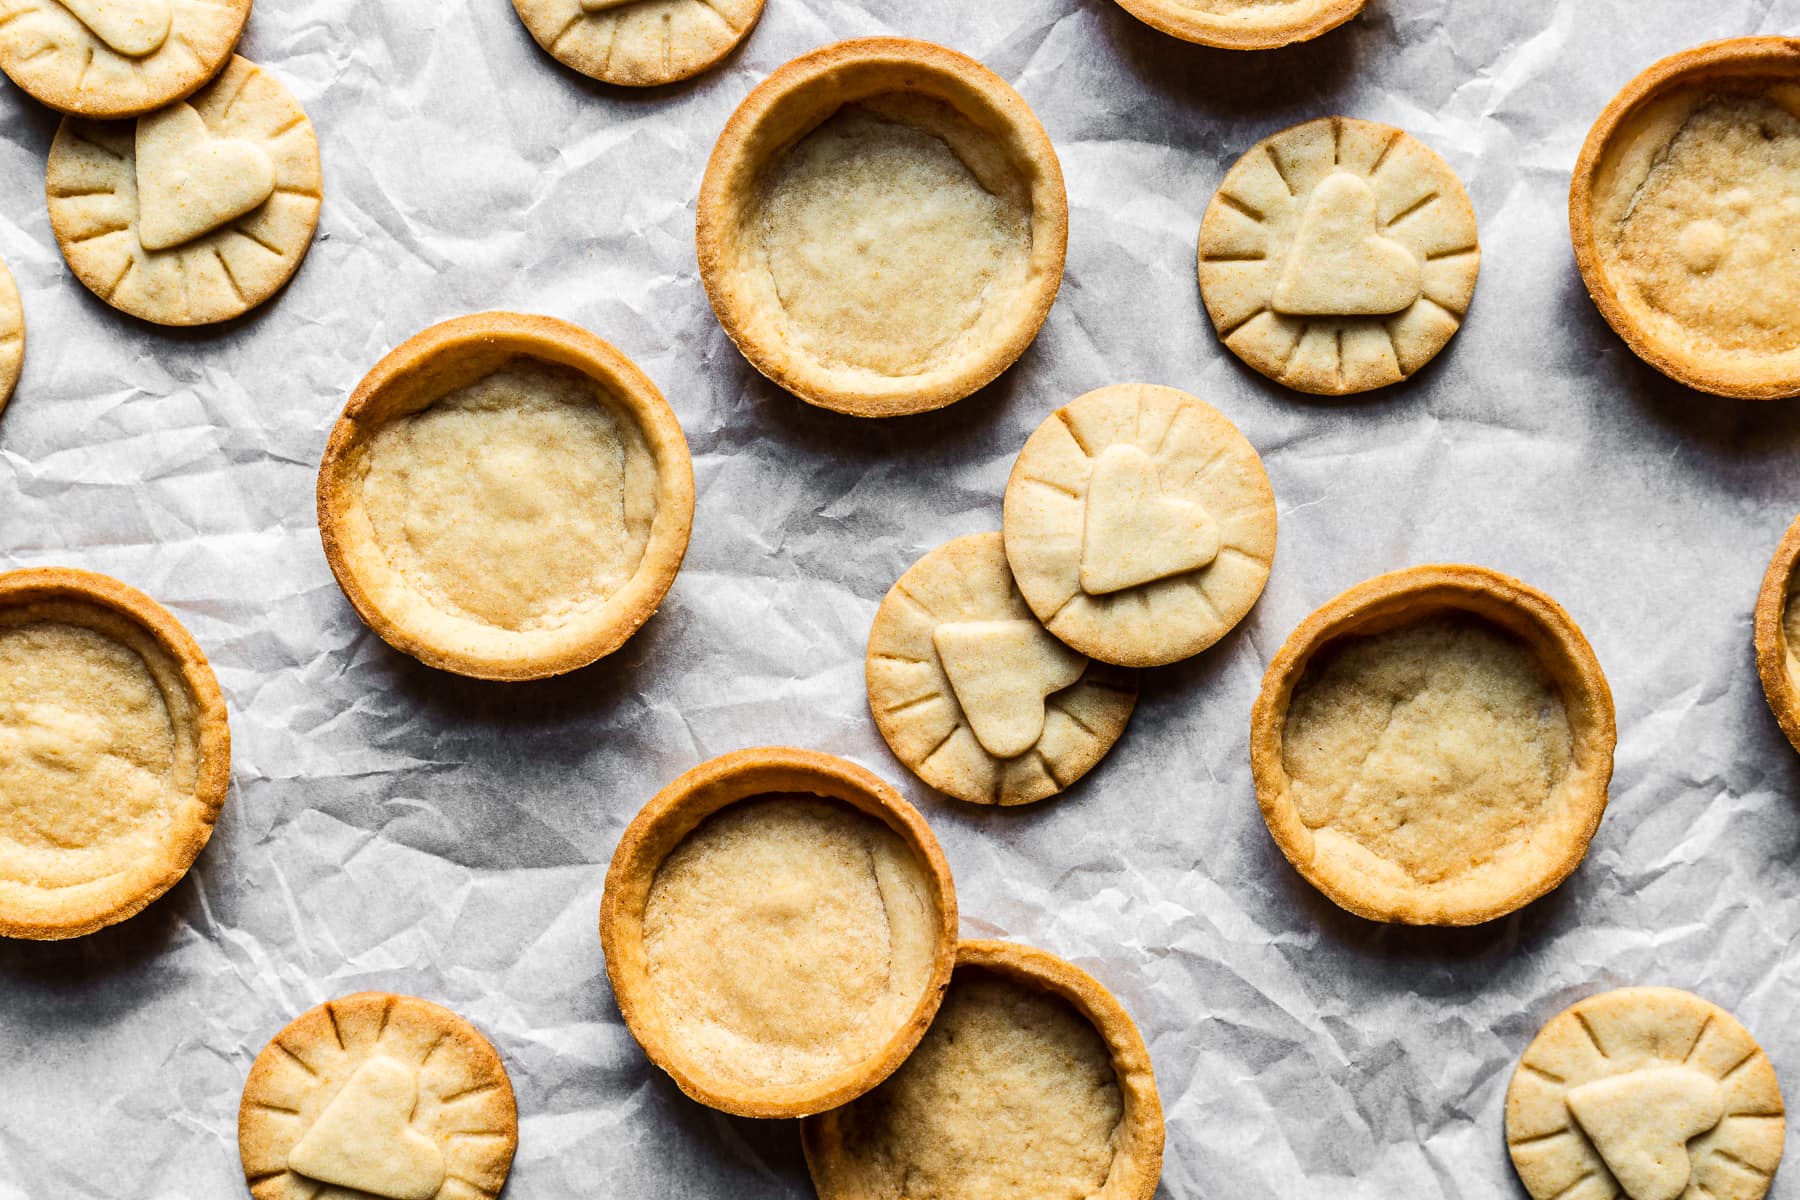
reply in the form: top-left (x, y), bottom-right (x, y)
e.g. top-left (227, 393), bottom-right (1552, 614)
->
top-left (1112, 0), bottom-right (1363, 50)
top-left (696, 36), bottom-right (1069, 418)
top-left (598, 746), bottom-right (959, 1119)
top-left (800, 938), bottom-right (1166, 1200)
top-left (238, 991), bottom-right (520, 1199)
top-left (0, 566), bottom-right (231, 940)
top-left (316, 311), bottom-right (696, 681)
top-left (1249, 564), bottom-right (1616, 926)
top-left (1570, 37), bottom-right (1800, 400)
top-left (1754, 514), bottom-right (1800, 754)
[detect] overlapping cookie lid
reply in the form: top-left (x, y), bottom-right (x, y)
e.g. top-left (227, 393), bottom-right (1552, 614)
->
top-left (1754, 512), bottom-right (1800, 754)
top-left (802, 939), bottom-right (1165, 1200)
top-left (316, 311), bottom-right (696, 681)
top-left (1573, 38), bottom-right (1800, 399)
top-left (0, 0), bottom-right (251, 118)
top-left (1251, 564), bottom-right (1615, 926)
top-left (600, 747), bottom-right (958, 1118)
top-left (511, 0), bottom-right (765, 87)
top-left (0, 566), bottom-right (230, 940)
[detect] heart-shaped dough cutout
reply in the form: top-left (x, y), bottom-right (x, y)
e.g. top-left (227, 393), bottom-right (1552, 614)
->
top-left (933, 619), bottom-right (1086, 759)
top-left (1565, 1066), bottom-right (1724, 1200)
top-left (287, 1056), bottom-right (446, 1200)
top-left (1272, 172), bottom-right (1423, 316)
top-left (1079, 444), bottom-right (1220, 596)
top-left (135, 103), bottom-right (275, 252)
top-left (61, 0), bottom-right (170, 58)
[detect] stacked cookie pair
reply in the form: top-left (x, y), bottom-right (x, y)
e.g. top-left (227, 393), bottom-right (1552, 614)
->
top-left (0, 0), bottom-right (322, 331)
top-left (868, 383), bottom-right (1276, 806)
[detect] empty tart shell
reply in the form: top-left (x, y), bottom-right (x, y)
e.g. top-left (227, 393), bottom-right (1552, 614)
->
top-left (600, 747), bottom-right (958, 1118)
top-left (1251, 565), bottom-right (1615, 926)
top-left (697, 37), bottom-right (1068, 417)
top-left (1754, 514), bottom-right (1800, 753)
top-left (803, 938), bottom-right (1165, 1200)
top-left (0, 567), bottom-right (229, 940)
top-left (317, 312), bottom-right (695, 681)
top-left (1111, 0), bottom-right (1363, 50)
top-left (1572, 38), bottom-right (1800, 399)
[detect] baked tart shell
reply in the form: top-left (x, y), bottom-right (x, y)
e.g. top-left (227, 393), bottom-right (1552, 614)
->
top-left (0, 567), bottom-right (230, 940)
top-left (1754, 513), bottom-right (1800, 754)
top-left (801, 937), bottom-right (1165, 1200)
top-left (1112, 0), bottom-right (1363, 51)
top-left (1250, 564), bottom-right (1616, 926)
top-left (1571, 37), bottom-right (1800, 400)
top-left (696, 37), bottom-right (1068, 418)
top-left (599, 746), bottom-right (959, 1118)
top-left (317, 311), bottom-right (695, 681)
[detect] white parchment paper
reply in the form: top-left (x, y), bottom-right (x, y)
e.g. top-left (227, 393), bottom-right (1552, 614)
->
top-left (5, 1), bottom-right (1800, 1196)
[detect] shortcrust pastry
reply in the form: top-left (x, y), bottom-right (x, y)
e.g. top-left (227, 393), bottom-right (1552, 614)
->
top-left (1199, 116), bottom-right (1480, 395)
top-left (0, 567), bottom-right (229, 940)
top-left (0, 0), bottom-right (249, 118)
top-left (600, 747), bottom-right (958, 1117)
top-left (867, 532), bottom-right (1137, 806)
top-left (239, 993), bottom-right (519, 1200)
top-left (46, 57), bottom-right (323, 326)
top-left (697, 38), bottom-right (1068, 417)
top-left (0, 254), bottom-right (20, 414)
top-left (512, 0), bottom-right (764, 87)
top-left (1754, 513), bottom-right (1800, 753)
top-left (1003, 383), bottom-right (1277, 667)
top-left (803, 939), bottom-right (1165, 1200)
top-left (1251, 565), bottom-right (1615, 925)
top-left (1112, 0), bottom-right (1363, 51)
top-left (317, 312), bottom-right (695, 681)
top-left (1507, 987), bottom-right (1784, 1200)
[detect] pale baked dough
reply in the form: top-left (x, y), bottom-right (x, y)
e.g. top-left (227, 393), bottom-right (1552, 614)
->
top-left (697, 38), bottom-right (1068, 417)
top-left (46, 56), bottom-right (323, 326)
top-left (1251, 566), bottom-right (1616, 925)
top-left (0, 567), bottom-right (229, 940)
top-left (644, 795), bottom-right (941, 1089)
top-left (1112, 0), bottom-right (1363, 50)
top-left (511, 0), bottom-right (764, 87)
top-left (1507, 988), bottom-right (1784, 1200)
top-left (1199, 116), bottom-right (1480, 395)
top-left (601, 748), bottom-right (958, 1118)
top-left (1003, 384), bottom-right (1277, 667)
top-left (317, 313), bottom-right (695, 681)
top-left (867, 532), bottom-right (1137, 806)
top-left (1752, 513), bottom-right (1800, 754)
top-left (0, 254), bottom-right (21, 415)
top-left (1574, 40), bottom-right (1800, 398)
top-left (803, 940), bottom-right (1165, 1200)
top-left (239, 993), bottom-right (518, 1200)
top-left (0, 0), bottom-right (248, 118)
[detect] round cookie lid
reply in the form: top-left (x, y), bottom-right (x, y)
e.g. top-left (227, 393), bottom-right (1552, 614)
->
top-left (696, 37), bottom-right (1069, 418)
top-left (0, 0), bottom-right (250, 118)
top-left (0, 566), bottom-right (230, 940)
top-left (1199, 116), bottom-right (1481, 396)
top-left (1571, 37), bottom-right (1800, 399)
top-left (238, 992), bottom-right (519, 1200)
top-left (1112, 0), bottom-right (1364, 50)
top-left (0, 254), bottom-right (21, 416)
top-left (511, 0), bottom-right (766, 87)
top-left (316, 311), bottom-right (696, 681)
top-left (801, 939), bottom-right (1165, 1200)
top-left (1250, 564), bottom-right (1616, 926)
top-left (1506, 987), bottom-right (1784, 1200)
top-left (599, 746), bottom-right (959, 1118)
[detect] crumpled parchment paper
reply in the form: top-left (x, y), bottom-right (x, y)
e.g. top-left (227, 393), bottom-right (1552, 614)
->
top-left (4, 1), bottom-right (1800, 1196)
